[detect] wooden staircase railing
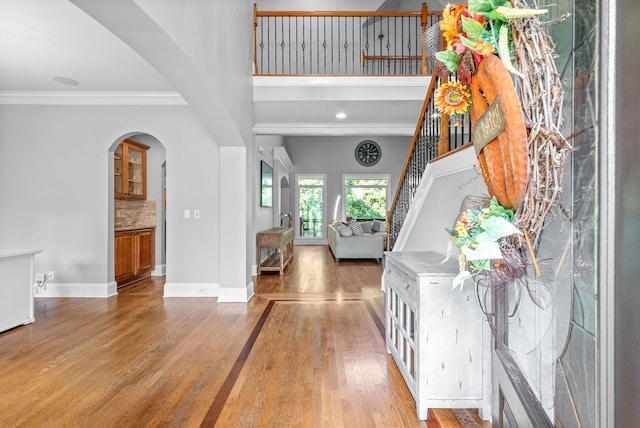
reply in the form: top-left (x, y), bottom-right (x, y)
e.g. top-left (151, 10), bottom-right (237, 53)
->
top-left (254, 3), bottom-right (442, 76)
top-left (386, 67), bottom-right (472, 251)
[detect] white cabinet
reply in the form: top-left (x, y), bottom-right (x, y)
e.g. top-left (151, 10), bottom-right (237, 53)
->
top-left (383, 251), bottom-right (491, 420)
top-left (0, 250), bottom-right (41, 333)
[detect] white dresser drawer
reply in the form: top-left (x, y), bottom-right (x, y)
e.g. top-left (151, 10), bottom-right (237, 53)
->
top-left (385, 258), bottom-right (418, 302)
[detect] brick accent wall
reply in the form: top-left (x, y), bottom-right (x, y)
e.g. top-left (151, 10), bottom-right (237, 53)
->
top-left (114, 200), bottom-right (157, 230)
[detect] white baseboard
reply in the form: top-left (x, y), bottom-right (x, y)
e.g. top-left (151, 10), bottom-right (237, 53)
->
top-left (151, 264), bottom-right (166, 276)
top-left (163, 282), bottom-right (219, 297)
top-left (217, 280), bottom-right (255, 302)
top-left (34, 281), bottom-right (118, 298)
top-left (294, 239), bottom-right (328, 245)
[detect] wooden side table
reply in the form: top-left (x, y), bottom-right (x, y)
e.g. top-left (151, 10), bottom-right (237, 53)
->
top-left (257, 227), bottom-right (293, 275)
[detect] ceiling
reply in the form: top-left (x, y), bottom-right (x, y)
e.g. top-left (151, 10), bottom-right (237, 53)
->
top-left (0, 0), bottom-right (432, 137)
top-left (0, 0), bottom-right (174, 92)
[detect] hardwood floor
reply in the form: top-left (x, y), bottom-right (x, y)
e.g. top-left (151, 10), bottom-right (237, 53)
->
top-left (0, 245), bottom-right (489, 427)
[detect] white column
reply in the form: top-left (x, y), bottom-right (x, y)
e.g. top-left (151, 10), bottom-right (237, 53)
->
top-left (218, 146), bottom-right (252, 302)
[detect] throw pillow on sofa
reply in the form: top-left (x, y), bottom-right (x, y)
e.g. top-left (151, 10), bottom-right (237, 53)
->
top-left (372, 220), bottom-right (387, 232)
top-left (359, 220), bottom-right (373, 234)
top-left (350, 219), bottom-right (364, 236)
top-left (337, 225), bottom-right (353, 236)
top-left (331, 219), bottom-right (345, 228)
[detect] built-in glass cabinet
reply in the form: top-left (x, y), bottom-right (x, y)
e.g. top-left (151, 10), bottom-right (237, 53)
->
top-left (114, 139), bottom-right (149, 200)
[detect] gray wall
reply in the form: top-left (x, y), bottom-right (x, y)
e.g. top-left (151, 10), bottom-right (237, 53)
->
top-left (0, 0), bottom-right (257, 298)
top-left (254, 135), bottom-right (284, 234)
top-left (284, 135), bottom-right (411, 228)
top-left (613, 0), bottom-right (640, 424)
top-left (0, 105), bottom-right (219, 289)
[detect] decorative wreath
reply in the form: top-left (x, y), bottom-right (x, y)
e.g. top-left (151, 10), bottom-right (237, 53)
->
top-left (437, 0), bottom-right (573, 292)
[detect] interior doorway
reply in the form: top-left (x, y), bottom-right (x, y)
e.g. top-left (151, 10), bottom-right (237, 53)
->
top-left (109, 133), bottom-right (167, 289)
top-left (295, 174), bottom-right (326, 240)
top-left (279, 176), bottom-right (291, 227)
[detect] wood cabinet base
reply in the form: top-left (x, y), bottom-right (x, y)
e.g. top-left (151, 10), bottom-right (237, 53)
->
top-left (115, 228), bottom-right (155, 287)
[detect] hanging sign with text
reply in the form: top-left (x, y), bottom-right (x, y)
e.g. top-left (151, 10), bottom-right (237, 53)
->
top-left (472, 96), bottom-right (506, 156)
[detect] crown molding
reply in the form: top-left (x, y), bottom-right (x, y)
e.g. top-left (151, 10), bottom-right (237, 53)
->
top-left (0, 91), bottom-right (187, 105)
top-left (253, 75), bottom-right (431, 87)
top-left (273, 147), bottom-right (294, 171)
top-left (253, 122), bottom-right (416, 136)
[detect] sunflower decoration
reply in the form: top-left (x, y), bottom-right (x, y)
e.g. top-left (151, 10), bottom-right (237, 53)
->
top-left (434, 81), bottom-right (470, 115)
top-left (433, 0), bottom-right (548, 115)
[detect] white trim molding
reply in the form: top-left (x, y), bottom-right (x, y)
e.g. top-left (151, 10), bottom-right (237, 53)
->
top-left (253, 122), bottom-right (416, 136)
top-left (217, 281), bottom-right (255, 303)
top-left (34, 281), bottom-right (118, 298)
top-left (0, 91), bottom-right (187, 105)
top-left (151, 264), bottom-right (167, 277)
top-left (163, 282), bottom-right (219, 298)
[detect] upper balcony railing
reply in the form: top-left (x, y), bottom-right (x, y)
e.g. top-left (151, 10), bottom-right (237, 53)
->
top-left (254, 4), bottom-right (442, 76)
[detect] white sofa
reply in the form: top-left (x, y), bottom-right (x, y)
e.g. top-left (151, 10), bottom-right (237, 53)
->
top-left (327, 220), bottom-right (386, 262)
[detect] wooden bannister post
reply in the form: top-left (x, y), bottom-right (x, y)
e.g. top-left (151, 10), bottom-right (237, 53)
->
top-left (420, 3), bottom-right (428, 75)
top-left (253, 3), bottom-right (258, 75)
top-left (438, 73), bottom-right (450, 156)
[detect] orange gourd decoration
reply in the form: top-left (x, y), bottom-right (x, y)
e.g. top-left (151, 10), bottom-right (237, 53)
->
top-left (469, 54), bottom-right (529, 210)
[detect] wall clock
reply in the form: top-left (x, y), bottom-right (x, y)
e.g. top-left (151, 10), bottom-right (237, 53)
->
top-left (355, 140), bottom-right (381, 166)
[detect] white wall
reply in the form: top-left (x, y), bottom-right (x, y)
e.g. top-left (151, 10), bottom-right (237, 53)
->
top-left (254, 135), bottom-right (283, 234)
top-left (389, 146), bottom-right (489, 256)
top-left (132, 0), bottom-right (255, 146)
top-left (0, 104), bottom-right (220, 295)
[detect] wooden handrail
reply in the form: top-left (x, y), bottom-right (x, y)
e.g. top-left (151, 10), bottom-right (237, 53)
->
top-left (255, 10), bottom-right (424, 18)
top-left (387, 66), bottom-right (444, 226)
top-left (383, 61), bottom-right (472, 251)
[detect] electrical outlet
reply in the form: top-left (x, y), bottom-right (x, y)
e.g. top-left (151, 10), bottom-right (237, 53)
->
top-left (47, 271), bottom-right (55, 281)
top-left (194, 209), bottom-right (200, 219)
top-left (184, 209), bottom-right (190, 219)
top-left (35, 273), bottom-right (45, 283)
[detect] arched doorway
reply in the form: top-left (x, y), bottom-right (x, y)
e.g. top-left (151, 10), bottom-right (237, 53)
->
top-left (109, 133), bottom-right (166, 289)
top-left (279, 175), bottom-right (291, 226)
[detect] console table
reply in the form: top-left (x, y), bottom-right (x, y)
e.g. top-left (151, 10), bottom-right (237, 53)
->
top-left (257, 227), bottom-right (293, 275)
top-left (383, 251), bottom-right (491, 420)
top-left (0, 249), bottom-right (42, 333)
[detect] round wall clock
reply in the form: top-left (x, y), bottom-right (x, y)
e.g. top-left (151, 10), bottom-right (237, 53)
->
top-left (355, 140), bottom-right (381, 166)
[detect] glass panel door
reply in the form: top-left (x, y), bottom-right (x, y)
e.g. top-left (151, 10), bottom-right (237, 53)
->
top-left (127, 145), bottom-right (144, 197)
top-left (492, 0), bottom-right (599, 426)
top-left (296, 175), bottom-right (325, 239)
top-left (114, 144), bottom-right (123, 196)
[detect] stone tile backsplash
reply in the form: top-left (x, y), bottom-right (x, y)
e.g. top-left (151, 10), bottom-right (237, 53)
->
top-left (115, 199), bottom-right (157, 230)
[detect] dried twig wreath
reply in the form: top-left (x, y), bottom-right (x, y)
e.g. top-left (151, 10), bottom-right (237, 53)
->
top-left (510, 0), bottom-right (574, 250)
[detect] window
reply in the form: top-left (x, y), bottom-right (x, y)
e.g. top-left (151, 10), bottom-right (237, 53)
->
top-left (343, 175), bottom-right (389, 220)
top-left (296, 175), bottom-right (326, 238)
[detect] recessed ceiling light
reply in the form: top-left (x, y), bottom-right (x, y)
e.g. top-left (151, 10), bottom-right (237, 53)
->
top-left (52, 76), bottom-right (79, 86)
top-left (336, 112), bottom-right (346, 119)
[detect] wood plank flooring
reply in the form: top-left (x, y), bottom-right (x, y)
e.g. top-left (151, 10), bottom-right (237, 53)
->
top-left (0, 245), bottom-right (489, 427)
